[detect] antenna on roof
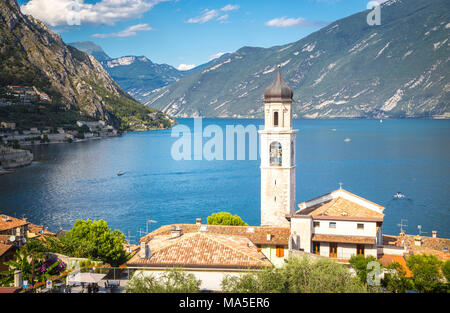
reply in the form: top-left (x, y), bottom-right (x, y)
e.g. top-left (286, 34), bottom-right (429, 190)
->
top-left (146, 219), bottom-right (157, 234)
top-left (417, 225), bottom-right (427, 236)
top-left (397, 219), bottom-right (408, 234)
top-left (126, 231), bottom-right (136, 245)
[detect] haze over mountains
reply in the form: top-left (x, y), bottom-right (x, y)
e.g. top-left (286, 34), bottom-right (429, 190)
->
top-left (138, 0), bottom-right (448, 119)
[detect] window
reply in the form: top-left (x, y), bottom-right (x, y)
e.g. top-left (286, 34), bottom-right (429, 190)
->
top-left (313, 242), bottom-right (320, 255)
top-left (357, 223), bottom-right (364, 230)
top-left (357, 244), bottom-right (365, 256)
top-left (313, 221), bottom-right (320, 228)
top-left (270, 142), bottom-right (282, 166)
top-left (276, 246), bottom-right (284, 257)
top-left (329, 243), bottom-right (338, 258)
top-left (273, 111), bottom-right (279, 127)
top-left (329, 222), bottom-right (336, 229)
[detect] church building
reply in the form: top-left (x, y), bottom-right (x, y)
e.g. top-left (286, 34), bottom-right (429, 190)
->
top-left (259, 67), bottom-right (386, 260)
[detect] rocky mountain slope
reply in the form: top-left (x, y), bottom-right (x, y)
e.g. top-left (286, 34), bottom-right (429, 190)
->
top-left (69, 41), bottom-right (230, 104)
top-left (144, 0), bottom-right (449, 118)
top-left (69, 41), bottom-right (184, 103)
top-left (0, 0), bottom-right (173, 131)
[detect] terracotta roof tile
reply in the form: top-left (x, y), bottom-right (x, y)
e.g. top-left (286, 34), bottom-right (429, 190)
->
top-left (0, 242), bottom-right (13, 257)
top-left (378, 254), bottom-right (412, 277)
top-left (296, 197), bottom-right (384, 220)
top-left (382, 234), bottom-right (450, 261)
top-left (0, 215), bottom-right (28, 232)
top-left (128, 232), bottom-right (272, 269)
top-left (140, 224), bottom-right (290, 246)
top-left (312, 234), bottom-right (376, 245)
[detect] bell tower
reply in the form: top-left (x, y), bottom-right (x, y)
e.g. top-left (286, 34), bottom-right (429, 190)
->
top-left (259, 67), bottom-right (297, 227)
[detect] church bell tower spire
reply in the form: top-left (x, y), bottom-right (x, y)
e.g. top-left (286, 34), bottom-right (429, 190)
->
top-left (259, 66), bottom-right (298, 227)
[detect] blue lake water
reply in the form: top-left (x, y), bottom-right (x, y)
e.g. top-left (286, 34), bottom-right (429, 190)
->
top-left (0, 118), bottom-right (449, 242)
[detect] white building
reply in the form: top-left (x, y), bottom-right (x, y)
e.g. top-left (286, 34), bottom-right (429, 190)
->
top-left (259, 68), bottom-right (387, 261)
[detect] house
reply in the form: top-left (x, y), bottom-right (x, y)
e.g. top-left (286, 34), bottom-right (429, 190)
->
top-left (27, 223), bottom-right (56, 240)
top-left (0, 215), bottom-right (29, 239)
top-left (127, 222), bottom-right (287, 290)
top-left (0, 122), bottom-right (16, 130)
top-left (288, 188), bottom-right (385, 260)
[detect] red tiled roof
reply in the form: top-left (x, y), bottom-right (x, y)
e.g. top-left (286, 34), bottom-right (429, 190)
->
top-left (0, 215), bottom-right (28, 232)
top-left (297, 196), bottom-right (384, 220)
top-left (128, 232), bottom-right (272, 269)
top-left (28, 223), bottom-right (55, 236)
top-left (382, 234), bottom-right (450, 261)
top-left (0, 287), bottom-right (22, 293)
top-left (140, 224), bottom-right (290, 246)
top-left (312, 234), bottom-right (376, 245)
top-left (0, 242), bottom-right (14, 257)
top-left (379, 254), bottom-right (412, 278)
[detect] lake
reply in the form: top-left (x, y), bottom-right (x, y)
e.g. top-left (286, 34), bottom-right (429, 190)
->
top-left (0, 118), bottom-right (449, 242)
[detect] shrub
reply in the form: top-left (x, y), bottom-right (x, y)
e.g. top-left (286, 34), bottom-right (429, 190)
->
top-left (222, 256), bottom-right (367, 293)
top-left (207, 212), bottom-right (248, 226)
top-left (126, 269), bottom-right (201, 293)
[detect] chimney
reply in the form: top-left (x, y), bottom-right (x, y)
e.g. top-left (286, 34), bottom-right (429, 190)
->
top-left (171, 225), bottom-right (183, 239)
top-left (414, 236), bottom-right (422, 246)
top-left (23, 217), bottom-right (28, 222)
top-left (432, 230), bottom-right (437, 238)
top-left (267, 234), bottom-right (272, 242)
top-left (14, 270), bottom-right (22, 288)
top-left (196, 218), bottom-right (201, 225)
top-left (139, 242), bottom-right (151, 259)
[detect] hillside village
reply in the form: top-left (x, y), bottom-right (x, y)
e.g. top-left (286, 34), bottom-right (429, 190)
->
top-left (0, 69), bottom-right (448, 294)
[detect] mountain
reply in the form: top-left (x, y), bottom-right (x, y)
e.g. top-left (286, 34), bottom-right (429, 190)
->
top-left (0, 0), bottom-right (174, 131)
top-left (69, 41), bottom-right (111, 62)
top-left (143, 0), bottom-right (449, 119)
top-left (69, 41), bottom-right (185, 103)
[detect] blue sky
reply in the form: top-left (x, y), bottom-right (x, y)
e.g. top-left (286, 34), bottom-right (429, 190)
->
top-left (18, 0), bottom-right (379, 69)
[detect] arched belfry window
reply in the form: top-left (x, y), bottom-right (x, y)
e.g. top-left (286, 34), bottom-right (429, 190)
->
top-left (273, 111), bottom-right (279, 127)
top-left (270, 142), bottom-right (282, 166)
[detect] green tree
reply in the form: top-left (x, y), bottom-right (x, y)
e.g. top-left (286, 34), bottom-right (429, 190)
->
top-left (442, 260), bottom-right (450, 283)
top-left (406, 254), bottom-right (442, 293)
top-left (207, 212), bottom-right (248, 226)
top-left (126, 269), bottom-right (201, 293)
top-left (381, 262), bottom-right (414, 293)
top-left (222, 256), bottom-right (367, 293)
top-left (349, 254), bottom-right (381, 287)
top-left (61, 219), bottom-right (129, 267)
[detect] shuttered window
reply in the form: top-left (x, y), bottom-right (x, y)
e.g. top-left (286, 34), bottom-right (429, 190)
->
top-left (276, 246), bottom-right (284, 257)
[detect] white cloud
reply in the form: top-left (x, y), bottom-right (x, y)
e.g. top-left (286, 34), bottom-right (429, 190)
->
top-left (92, 23), bottom-right (152, 38)
top-left (208, 52), bottom-right (228, 61)
top-left (186, 4), bottom-right (239, 24)
top-left (186, 9), bottom-right (219, 24)
top-left (221, 4), bottom-right (239, 12)
top-left (265, 17), bottom-right (328, 28)
top-left (20, 0), bottom-right (167, 27)
top-left (177, 64), bottom-right (196, 71)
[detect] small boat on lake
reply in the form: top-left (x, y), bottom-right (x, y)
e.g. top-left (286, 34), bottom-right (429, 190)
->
top-left (393, 191), bottom-right (405, 199)
top-left (117, 172), bottom-right (125, 176)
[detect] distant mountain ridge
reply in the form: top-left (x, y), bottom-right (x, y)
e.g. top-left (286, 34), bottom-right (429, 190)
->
top-left (143, 0), bottom-right (449, 119)
top-left (0, 0), bottom-right (174, 131)
top-left (69, 41), bottom-right (231, 103)
top-left (69, 41), bottom-right (185, 103)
